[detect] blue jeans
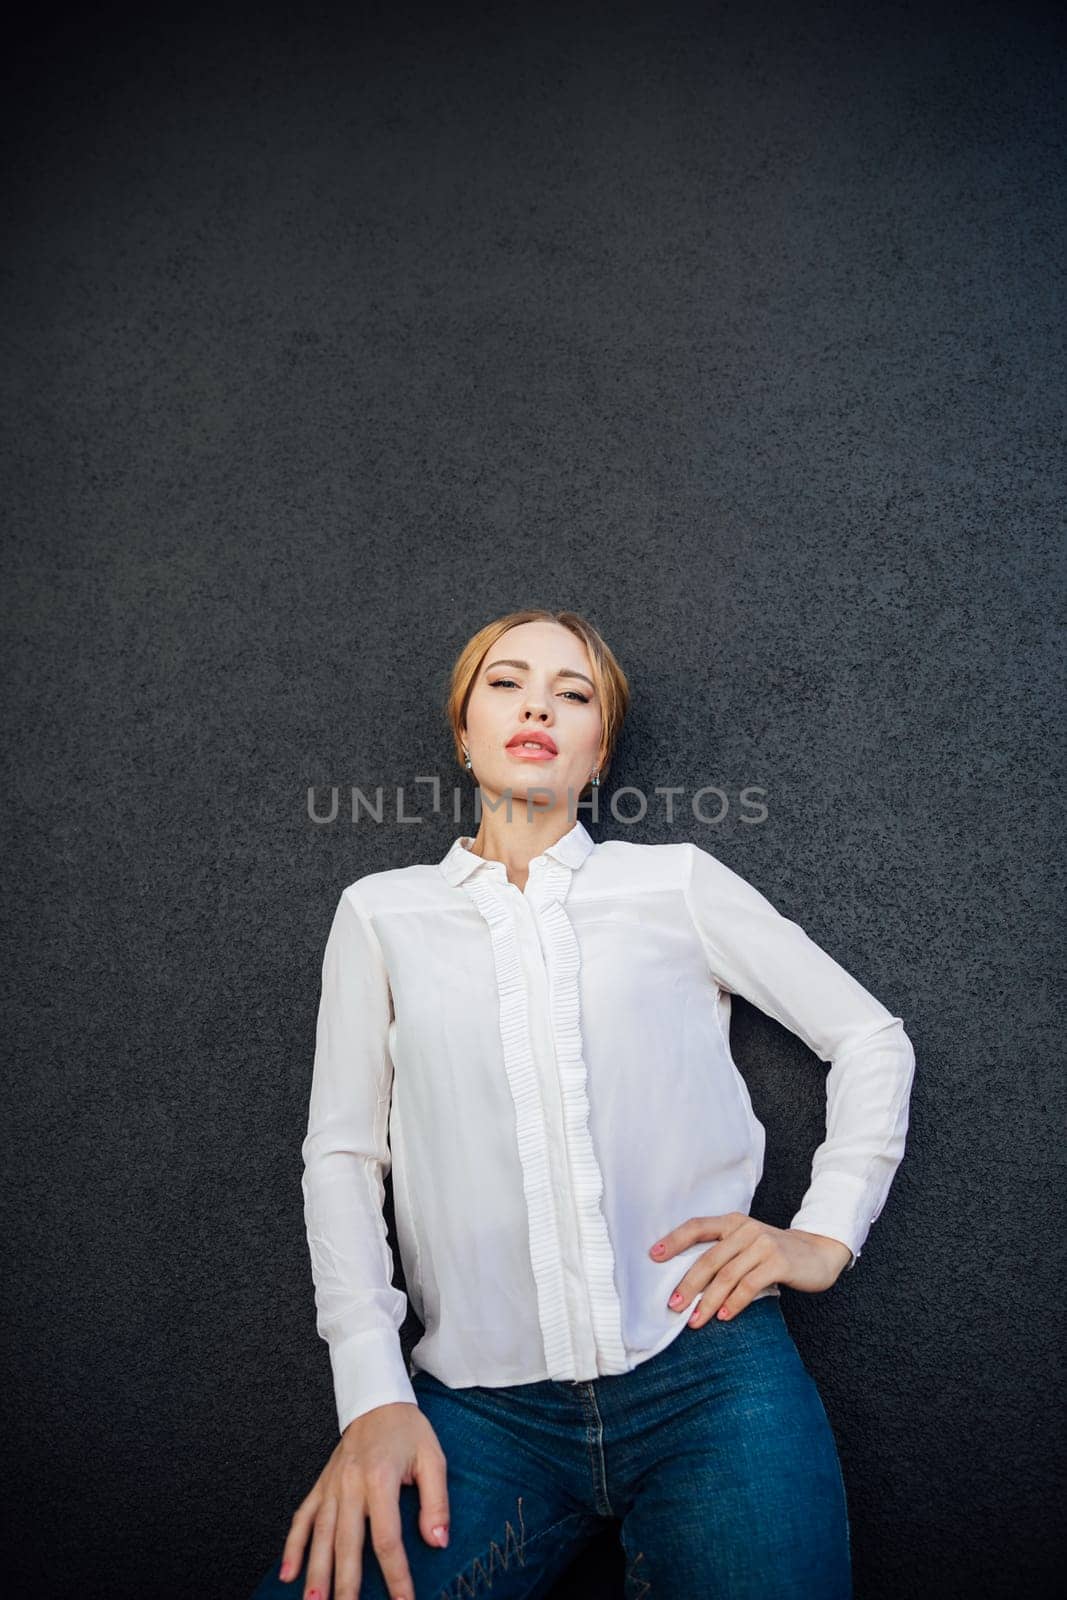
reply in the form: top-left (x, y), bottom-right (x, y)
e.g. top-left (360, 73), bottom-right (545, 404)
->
top-left (250, 1296), bottom-right (852, 1599)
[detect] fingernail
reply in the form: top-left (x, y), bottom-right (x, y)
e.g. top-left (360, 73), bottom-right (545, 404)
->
top-left (718, 1305), bottom-right (731, 1318)
top-left (278, 1561), bottom-right (290, 1581)
top-left (432, 1524), bottom-right (449, 1546)
top-left (651, 1242), bottom-right (665, 1255)
top-left (669, 1291), bottom-right (683, 1307)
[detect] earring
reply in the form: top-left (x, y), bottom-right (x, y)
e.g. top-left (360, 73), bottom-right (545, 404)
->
top-left (590, 770), bottom-right (600, 787)
top-left (463, 747), bottom-right (473, 770)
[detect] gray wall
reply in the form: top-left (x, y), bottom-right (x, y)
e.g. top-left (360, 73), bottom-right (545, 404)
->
top-left (2, 2), bottom-right (1062, 1596)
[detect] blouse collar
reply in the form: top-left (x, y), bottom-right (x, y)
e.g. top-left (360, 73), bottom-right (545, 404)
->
top-left (438, 817), bottom-right (596, 886)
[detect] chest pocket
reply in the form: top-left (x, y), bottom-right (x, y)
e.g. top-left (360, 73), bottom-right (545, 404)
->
top-left (573, 904), bottom-right (646, 928)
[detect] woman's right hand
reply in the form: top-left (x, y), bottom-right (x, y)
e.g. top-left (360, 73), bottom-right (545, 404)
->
top-left (277, 1401), bottom-right (450, 1600)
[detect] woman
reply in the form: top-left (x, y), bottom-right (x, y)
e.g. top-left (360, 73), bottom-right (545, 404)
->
top-left (250, 608), bottom-right (915, 1600)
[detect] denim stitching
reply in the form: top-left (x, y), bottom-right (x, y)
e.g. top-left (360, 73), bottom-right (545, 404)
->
top-left (435, 1499), bottom-right (589, 1599)
top-left (577, 1384), bottom-right (614, 1517)
top-left (625, 1547), bottom-right (651, 1600)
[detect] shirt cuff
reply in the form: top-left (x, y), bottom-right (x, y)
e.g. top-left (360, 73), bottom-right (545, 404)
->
top-left (790, 1170), bottom-right (875, 1270)
top-left (331, 1328), bottom-right (419, 1436)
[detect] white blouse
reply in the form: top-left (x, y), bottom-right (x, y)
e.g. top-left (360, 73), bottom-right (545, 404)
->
top-left (303, 819), bottom-right (916, 1435)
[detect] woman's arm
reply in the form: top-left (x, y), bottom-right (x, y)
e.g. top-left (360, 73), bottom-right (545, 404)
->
top-left (302, 882), bottom-right (417, 1434)
top-left (682, 841), bottom-right (917, 1270)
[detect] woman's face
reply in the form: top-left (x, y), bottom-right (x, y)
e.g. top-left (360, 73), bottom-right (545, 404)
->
top-left (461, 620), bottom-right (604, 814)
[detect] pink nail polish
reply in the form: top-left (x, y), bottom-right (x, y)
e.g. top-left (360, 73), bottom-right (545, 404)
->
top-left (432, 1524), bottom-right (449, 1546)
top-left (669, 1291), bottom-right (683, 1306)
top-left (652, 1242), bottom-right (665, 1254)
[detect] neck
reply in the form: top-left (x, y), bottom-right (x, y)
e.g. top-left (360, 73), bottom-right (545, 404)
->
top-left (464, 809), bottom-right (579, 881)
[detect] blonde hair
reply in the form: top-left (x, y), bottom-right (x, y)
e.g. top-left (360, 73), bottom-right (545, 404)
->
top-left (444, 609), bottom-right (630, 787)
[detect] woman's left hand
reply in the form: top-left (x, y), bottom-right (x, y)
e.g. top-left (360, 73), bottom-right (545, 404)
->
top-left (649, 1213), bottom-right (855, 1327)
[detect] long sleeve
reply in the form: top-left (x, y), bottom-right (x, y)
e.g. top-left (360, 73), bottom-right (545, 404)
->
top-left (302, 884), bottom-right (417, 1434)
top-left (683, 842), bottom-right (916, 1269)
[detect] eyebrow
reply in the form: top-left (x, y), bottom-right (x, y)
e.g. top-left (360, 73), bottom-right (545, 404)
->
top-left (484, 658), bottom-right (596, 692)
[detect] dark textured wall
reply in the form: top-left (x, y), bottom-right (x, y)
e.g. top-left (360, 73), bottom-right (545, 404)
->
top-left (2, 2), bottom-right (1063, 1596)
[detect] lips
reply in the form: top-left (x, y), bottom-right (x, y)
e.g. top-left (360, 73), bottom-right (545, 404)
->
top-left (505, 732), bottom-right (558, 755)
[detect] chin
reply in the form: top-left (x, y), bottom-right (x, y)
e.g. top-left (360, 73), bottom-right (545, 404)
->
top-left (490, 778), bottom-right (561, 808)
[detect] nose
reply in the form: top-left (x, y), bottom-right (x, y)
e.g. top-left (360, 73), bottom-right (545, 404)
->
top-left (519, 690), bottom-right (552, 721)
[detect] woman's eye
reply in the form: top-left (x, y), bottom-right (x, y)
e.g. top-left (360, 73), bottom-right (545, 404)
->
top-left (489, 678), bottom-right (589, 704)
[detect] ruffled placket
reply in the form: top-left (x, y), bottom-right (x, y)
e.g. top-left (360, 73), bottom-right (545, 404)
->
top-left (459, 855), bottom-right (628, 1378)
